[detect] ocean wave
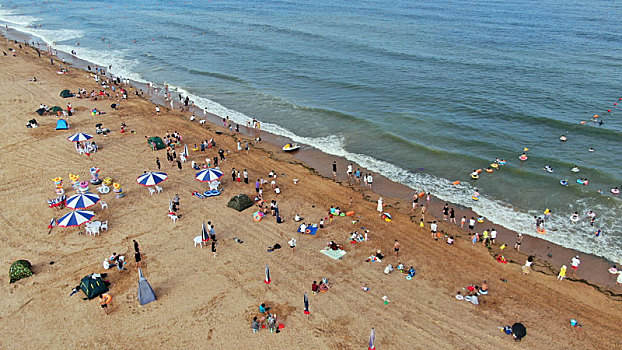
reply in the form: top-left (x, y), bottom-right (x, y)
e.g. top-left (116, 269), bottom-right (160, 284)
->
top-left (0, 6), bottom-right (40, 26)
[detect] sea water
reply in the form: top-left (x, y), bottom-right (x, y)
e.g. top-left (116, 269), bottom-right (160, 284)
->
top-left (1, 0), bottom-right (621, 261)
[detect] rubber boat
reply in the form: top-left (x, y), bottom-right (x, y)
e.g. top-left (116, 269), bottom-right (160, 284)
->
top-left (544, 165), bottom-right (554, 173)
top-left (282, 143), bottom-right (300, 152)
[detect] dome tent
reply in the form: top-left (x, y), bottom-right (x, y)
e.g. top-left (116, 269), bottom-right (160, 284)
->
top-left (9, 260), bottom-right (33, 283)
top-left (227, 194), bottom-right (255, 212)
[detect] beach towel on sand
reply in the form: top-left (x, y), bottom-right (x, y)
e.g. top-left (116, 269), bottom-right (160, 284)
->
top-left (320, 248), bottom-right (346, 260)
top-left (297, 225), bottom-right (318, 235)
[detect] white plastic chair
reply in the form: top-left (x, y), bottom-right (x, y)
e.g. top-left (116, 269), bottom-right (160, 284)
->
top-left (100, 221), bottom-right (108, 231)
top-left (100, 201), bottom-right (108, 210)
top-left (148, 187), bottom-right (156, 196)
top-left (155, 185), bottom-right (163, 193)
top-left (193, 235), bottom-right (204, 248)
top-left (169, 213), bottom-right (178, 222)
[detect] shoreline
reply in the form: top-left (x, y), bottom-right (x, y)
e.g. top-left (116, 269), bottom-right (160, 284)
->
top-left (2, 26), bottom-right (619, 293)
top-left (1, 32), bottom-right (622, 349)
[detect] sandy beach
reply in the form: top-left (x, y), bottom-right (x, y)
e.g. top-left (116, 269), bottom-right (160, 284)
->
top-left (0, 36), bottom-right (621, 350)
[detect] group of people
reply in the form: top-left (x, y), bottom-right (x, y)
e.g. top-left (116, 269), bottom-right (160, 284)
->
top-left (332, 161), bottom-right (374, 188)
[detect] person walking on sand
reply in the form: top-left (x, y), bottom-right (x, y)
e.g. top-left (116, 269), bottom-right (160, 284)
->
top-left (368, 173), bottom-right (373, 188)
top-left (156, 157), bottom-right (161, 170)
top-left (514, 234), bottom-right (524, 251)
top-left (394, 240), bottom-right (401, 257)
top-left (288, 237), bottom-right (297, 253)
top-left (99, 293), bottom-right (112, 314)
top-left (133, 239), bottom-right (140, 253)
top-left (332, 161), bottom-right (337, 177)
top-left (570, 255), bottom-right (580, 277)
top-left (557, 265), bottom-right (567, 281)
top-left (135, 250), bottom-right (142, 268)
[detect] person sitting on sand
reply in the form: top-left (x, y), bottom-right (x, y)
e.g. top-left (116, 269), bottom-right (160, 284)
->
top-left (319, 282), bottom-right (330, 293)
top-left (311, 281), bottom-right (319, 295)
top-left (384, 264), bottom-right (394, 275)
top-left (396, 262), bottom-right (404, 272)
top-left (327, 241), bottom-right (341, 250)
top-left (478, 280), bottom-right (489, 295)
top-left (407, 266), bottom-right (416, 278)
top-left (375, 250), bottom-right (384, 260)
top-left (446, 236), bottom-right (454, 245)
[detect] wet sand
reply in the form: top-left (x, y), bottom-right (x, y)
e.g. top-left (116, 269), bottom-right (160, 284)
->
top-left (0, 35), bottom-right (621, 349)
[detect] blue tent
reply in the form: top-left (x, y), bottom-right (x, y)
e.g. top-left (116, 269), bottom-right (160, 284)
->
top-left (56, 119), bottom-right (69, 130)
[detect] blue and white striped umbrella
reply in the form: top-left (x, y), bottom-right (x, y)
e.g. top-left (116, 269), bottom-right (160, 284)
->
top-left (57, 210), bottom-right (95, 227)
top-left (195, 168), bottom-right (223, 182)
top-left (136, 172), bottom-right (168, 186)
top-left (66, 192), bottom-right (100, 209)
top-left (67, 132), bottom-right (94, 142)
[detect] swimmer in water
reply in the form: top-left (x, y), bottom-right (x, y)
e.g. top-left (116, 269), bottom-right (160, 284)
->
top-left (470, 170), bottom-right (479, 178)
top-left (570, 212), bottom-right (580, 222)
top-left (544, 165), bottom-right (553, 173)
top-left (571, 165), bottom-right (580, 172)
top-left (589, 147), bottom-right (594, 152)
top-left (473, 189), bottom-right (480, 198)
top-left (560, 134), bottom-right (567, 142)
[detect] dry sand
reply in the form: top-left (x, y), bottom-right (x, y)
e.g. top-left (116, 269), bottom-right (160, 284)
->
top-left (0, 37), bottom-right (621, 350)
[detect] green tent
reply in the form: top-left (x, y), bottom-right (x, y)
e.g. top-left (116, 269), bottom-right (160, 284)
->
top-left (49, 106), bottom-right (63, 113)
top-left (227, 194), bottom-right (255, 212)
top-left (147, 136), bottom-right (166, 150)
top-left (60, 89), bottom-right (74, 98)
top-left (9, 260), bottom-right (33, 283)
top-left (80, 275), bottom-right (109, 299)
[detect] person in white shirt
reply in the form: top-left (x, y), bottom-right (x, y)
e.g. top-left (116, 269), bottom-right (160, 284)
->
top-left (490, 228), bottom-right (497, 244)
top-left (430, 221), bottom-right (438, 239)
top-left (346, 164), bottom-right (353, 180)
top-left (570, 255), bottom-right (581, 277)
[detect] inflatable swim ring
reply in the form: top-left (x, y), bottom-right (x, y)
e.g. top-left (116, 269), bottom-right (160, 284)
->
top-left (544, 166), bottom-right (554, 173)
top-left (470, 174), bottom-right (479, 180)
top-left (477, 217), bottom-right (484, 223)
top-left (485, 168), bottom-right (493, 173)
top-left (536, 227), bottom-right (546, 234)
top-left (452, 181), bottom-right (460, 185)
top-left (571, 167), bottom-right (580, 173)
top-left (519, 154), bottom-right (528, 161)
top-left (611, 188), bottom-right (620, 194)
top-left (498, 160), bottom-right (506, 165)
top-left (570, 215), bottom-right (580, 223)
top-left (490, 163), bottom-right (499, 169)
top-left (576, 179), bottom-right (588, 185)
top-left (471, 196), bottom-right (479, 201)
top-left (560, 180), bottom-right (568, 186)
top-left (560, 136), bottom-right (567, 142)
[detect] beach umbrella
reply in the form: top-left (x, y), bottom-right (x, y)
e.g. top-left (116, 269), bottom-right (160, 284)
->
top-left (67, 132), bottom-right (93, 142)
top-left (201, 222), bottom-right (209, 242)
top-left (195, 168), bottom-right (224, 182)
top-left (183, 144), bottom-right (189, 158)
top-left (304, 292), bottom-right (310, 317)
top-left (57, 210), bottom-right (94, 227)
top-left (169, 198), bottom-right (173, 212)
top-left (136, 171), bottom-right (168, 186)
top-left (264, 264), bottom-right (271, 284)
top-left (66, 192), bottom-right (100, 209)
top-left (369, 328), bottom-right (376, 350)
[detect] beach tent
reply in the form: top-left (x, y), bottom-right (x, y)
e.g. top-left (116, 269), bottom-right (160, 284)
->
top-left (80, 274), bottom-right (109, 299)
top-left (511, 323), bottom-right (527, 341)
top-left (137, 268), bottom-right (157, 305)
top-left (49, 106), bottom-right (63, 113)
top-left (56, 119), bottom-right (69, 130)
top-left (9, 260), bottom-right (33, 283)
top-left (60, 89), bottom-right (74, 98)
top-left (227, 194), bottom-right (254, 212)
top-left (147, 136), bottom-right (166, 150)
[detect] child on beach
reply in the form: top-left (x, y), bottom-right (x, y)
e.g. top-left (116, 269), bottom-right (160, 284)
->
top-left (461, 216), bottom-right (466, 228)
top-left (557, 265), bottom-right (567, 281)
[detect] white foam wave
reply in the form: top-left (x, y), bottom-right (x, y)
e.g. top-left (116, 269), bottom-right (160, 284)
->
top-left (0, 6), bottom-right (41, 26)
